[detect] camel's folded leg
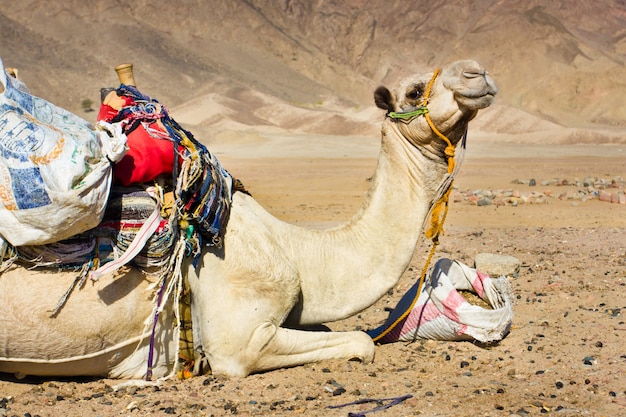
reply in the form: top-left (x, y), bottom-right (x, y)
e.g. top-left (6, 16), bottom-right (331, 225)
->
top-left (206, 323), bottom-right (375, 377)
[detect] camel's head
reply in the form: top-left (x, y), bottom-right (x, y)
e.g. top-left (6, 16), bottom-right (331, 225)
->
top-left (375, 60), bottom-right (497, 155)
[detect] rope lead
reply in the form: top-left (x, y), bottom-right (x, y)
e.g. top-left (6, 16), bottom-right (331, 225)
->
top-left (372, 67), bottom-right (457, 343)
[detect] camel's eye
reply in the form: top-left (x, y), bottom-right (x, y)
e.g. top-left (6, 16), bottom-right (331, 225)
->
top-left (407, 83), bottom-right (424, 101)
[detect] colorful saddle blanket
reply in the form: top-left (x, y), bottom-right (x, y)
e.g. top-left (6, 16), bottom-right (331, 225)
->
top-left (108, 84), bottom-right (236, 248)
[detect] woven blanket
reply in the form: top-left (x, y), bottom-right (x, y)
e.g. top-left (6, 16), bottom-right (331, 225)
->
top-left (17, 187), bottom-right (174, 270)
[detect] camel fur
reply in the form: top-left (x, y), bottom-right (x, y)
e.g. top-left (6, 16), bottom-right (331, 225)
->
top-left (0, 60), bottom-right (497, 379)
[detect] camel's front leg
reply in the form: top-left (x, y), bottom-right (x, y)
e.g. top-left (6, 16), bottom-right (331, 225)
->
top-left (207, 322), bottom-right (375, 377)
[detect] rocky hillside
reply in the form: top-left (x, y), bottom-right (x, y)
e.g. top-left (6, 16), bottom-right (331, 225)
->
top-left (1, 0), bottom-right (625, 137)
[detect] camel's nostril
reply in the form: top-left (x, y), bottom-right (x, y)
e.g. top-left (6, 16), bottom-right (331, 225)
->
top-left (462, 69), bottom-right (486, 79)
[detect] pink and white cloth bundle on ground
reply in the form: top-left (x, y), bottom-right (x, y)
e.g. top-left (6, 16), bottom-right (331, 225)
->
top-left (367, 258), bottom-right (514, 344)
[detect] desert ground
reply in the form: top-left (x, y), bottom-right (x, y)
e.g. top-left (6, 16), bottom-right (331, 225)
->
top-left (1, 128), bottom-right (625, 417)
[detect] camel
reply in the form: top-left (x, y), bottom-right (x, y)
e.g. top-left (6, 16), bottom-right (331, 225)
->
top-left (0, 60), bottom-right (497, 379)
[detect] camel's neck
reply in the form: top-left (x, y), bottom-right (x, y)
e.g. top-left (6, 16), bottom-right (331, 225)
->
top-left (284, 120), bottom-right (452, 324)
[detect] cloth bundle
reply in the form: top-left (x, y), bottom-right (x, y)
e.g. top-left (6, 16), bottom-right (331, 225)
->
top-left (98, 88), bottom-right (176, 187)
top-left (367, 258), bottom-right (514, 344)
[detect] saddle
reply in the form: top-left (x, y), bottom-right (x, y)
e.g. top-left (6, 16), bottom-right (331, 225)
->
top-left (2, 68), bottom-right (242, 275)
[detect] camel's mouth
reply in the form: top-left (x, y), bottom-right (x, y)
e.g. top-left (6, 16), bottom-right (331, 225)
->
top-left (457, 91), bottom-right (496, 100)
top-left (454, 89), bottom-right (497, 110)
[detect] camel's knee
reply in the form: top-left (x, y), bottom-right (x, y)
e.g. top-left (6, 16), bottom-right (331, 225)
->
top-left (208, 322), bottom-right (278, 377)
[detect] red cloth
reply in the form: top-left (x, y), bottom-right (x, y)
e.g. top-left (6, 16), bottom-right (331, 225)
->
top-left (113, 123), bottom-right (175, 186)
top-left (97, 97), bottom-right (175, 186)
top-left (97, 103), bottom-right (121, 122)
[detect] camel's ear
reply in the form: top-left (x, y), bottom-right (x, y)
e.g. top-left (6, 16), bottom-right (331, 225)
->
top-left (374, 86), bottom-right (394, 112)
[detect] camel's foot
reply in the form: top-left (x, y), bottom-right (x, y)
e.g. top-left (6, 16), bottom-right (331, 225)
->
top-left (112, 379), bottom-right (163, 391)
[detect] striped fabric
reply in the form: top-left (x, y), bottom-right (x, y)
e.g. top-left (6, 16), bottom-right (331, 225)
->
top-left (17, 187), bottom-right (174, 270)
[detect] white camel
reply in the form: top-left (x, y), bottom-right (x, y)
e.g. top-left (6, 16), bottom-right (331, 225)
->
top-left (0, 60), bottom-right (497, 379)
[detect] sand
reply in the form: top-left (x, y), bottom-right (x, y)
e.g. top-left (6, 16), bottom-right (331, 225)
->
top-left (1, 131), bottom-right (625, 417)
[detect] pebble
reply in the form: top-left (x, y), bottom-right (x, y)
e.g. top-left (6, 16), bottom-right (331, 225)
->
top-left (325, 379), bottom-right (346, 396)
top-left (583, 356), bottom-right (596, 366)
top-left (452, 175), bottom-right (625, 206)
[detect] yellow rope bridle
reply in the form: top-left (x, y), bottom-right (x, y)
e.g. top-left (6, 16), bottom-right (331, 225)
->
top-left (372, 68), bottom-right (457, 343)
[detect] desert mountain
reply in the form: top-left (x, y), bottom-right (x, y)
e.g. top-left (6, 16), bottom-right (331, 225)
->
top-left (1, 0), bottom-right (625, 142)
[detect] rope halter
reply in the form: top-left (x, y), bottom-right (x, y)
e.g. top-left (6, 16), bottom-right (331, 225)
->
top-left (387, 68), bottom-right (456, 175)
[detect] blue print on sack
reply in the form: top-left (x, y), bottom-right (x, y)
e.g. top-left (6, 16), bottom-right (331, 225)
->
top-left (4, 76), bottom-right (33, 112)
top-left (8, 166), bottom-right (51, 209)
top-left (0, 103), bottom-right (43, 162)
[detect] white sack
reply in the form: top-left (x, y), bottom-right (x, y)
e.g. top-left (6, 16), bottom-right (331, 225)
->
top-left (0, 58), bottom-right (127, 246)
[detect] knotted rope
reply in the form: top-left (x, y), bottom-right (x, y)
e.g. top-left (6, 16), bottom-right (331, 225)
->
top-left (372, 68), bottom-right (459, 343)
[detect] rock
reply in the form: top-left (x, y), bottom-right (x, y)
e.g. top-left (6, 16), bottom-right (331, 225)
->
top-left (474, 253), bottom-right (520, 276)
top-left (583, 356), bottom-right (596, 366)
top-left (453, 174), bottom-right (624, 207)
top-left (598, 190), bottom-right (612, 202)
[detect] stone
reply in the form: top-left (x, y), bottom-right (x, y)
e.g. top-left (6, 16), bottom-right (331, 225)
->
top-left (598, 190), bottom-right (612, 202)
top-left (474, 253), bottom-right (520, 277)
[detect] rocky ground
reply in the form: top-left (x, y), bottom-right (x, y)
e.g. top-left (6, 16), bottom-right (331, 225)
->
top-left (1, 139), bottom-right (625, 417)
